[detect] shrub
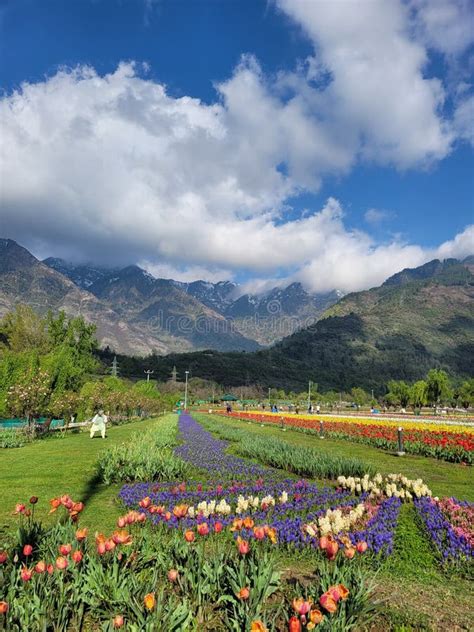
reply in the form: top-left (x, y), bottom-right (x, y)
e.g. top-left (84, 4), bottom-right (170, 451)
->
top-left (96, 414), bottom-right (189, 484)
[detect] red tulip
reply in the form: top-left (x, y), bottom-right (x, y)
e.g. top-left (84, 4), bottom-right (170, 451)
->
top-left (288, 616), bottom-right (302, 632)
top-left (197, 523), bottom-right (209, 536)
top-left (237, 587), bottom-right (250, 600)
top-left (318, 535), bottom-right (329, 550)
top-left (47, 564), bottom-right (54, 575)
top-left (253, 526), bottom-right (266, 540)
top-left (237, 538), bottom-right (250, 555)
top-left (356, 541), bottom-right (368, 553)
top-left (167, 569), bottom-right (179, 582)
top-left (0, 601), bottom-right (8, 614)
top-left (23, 544), bottom-right (33, 557)
top-left (59, 544), bottom-right (72, 556)
top-left (21, 566), bottom-right (33, 581)
top-left (56, 556), bottom-right (68, 570)
top-left (113, 614), bottom-right (124, 628)
top-left (325, 540), bottom-right (339, 561)
top-left (34, 560), bottom-right (46, 574)
top-left (0, 551), bottom-right (8, 564)
top-left (72, 550), bottom-right (83, 563)
top-left (14, 503), bottom-right (26, 515)
top-left (292, 597), bottom-right (311, 615)
top-left (139, 497), bottom-right (151, 508)
top-left (97, 542), bottom-right (107, 555)
top-left (214, 521), bottom-right (223, 533)
top-left (319, 592), bottom-right (337, 613)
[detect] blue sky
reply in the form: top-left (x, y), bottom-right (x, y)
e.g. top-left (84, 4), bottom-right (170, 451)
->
top-left (0, 0), bottom-right (473, 292)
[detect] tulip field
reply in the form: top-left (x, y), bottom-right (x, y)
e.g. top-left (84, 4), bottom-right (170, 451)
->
top-left (0, 412), bottom-right (473, 630)
top-left (229, 411), bottom-right (474, 464)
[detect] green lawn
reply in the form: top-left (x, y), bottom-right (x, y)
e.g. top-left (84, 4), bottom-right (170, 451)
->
top-left (0, 416), bottom-right (169, 537)
top-left (206, 414), bottom-right (474, 501)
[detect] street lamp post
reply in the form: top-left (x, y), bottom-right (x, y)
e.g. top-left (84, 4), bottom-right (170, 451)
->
top-left (268, 387), bottom-right (271, 408)
top-left (144, 369), bottom-right (154, 383)
top-left (184, 370), bottom-right (189, 412)
top-left (308, 380), bottom-right (312, 412)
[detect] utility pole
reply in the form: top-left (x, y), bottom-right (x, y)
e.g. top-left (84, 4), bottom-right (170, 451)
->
top-left (111, 356), bottom-right (119, 378)
top-left (184, 370), bottom-right (189, 411)
top-left (144, 369), bottom-right (154, 383)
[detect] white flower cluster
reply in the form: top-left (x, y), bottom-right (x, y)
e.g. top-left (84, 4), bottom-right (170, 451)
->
top-left (305, 504), bottom-right (365, 537)
top-left (337, 473), bottom-right (432, 501)
top-left (188, 499), bottom-right (232, 518)
top-left (186, 490), bottom-right (290, 518)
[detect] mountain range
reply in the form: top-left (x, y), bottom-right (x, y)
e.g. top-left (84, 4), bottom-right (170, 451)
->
top-left (107, 256), bottom-right (474, 392)
top-left (0, 239), bottom-right (340, 354)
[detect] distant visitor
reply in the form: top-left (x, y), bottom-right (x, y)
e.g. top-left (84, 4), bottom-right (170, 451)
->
top-left (90, 409), bottom-right (107, 439)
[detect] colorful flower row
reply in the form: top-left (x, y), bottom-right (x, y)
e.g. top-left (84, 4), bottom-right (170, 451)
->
top-left (231, 412), bottom-right (473, 464)
top-left (414, 496), bottom-right (474, 562)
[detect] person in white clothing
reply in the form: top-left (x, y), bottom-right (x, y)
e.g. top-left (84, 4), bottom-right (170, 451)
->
top-left (90, 409), bottom-right (107, 439)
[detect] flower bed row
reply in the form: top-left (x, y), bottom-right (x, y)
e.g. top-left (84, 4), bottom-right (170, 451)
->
top-left (230, 412), bottom-right (474, 464)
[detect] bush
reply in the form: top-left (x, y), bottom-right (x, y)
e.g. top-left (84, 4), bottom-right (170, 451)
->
top-left (0, 428), bottom-right (29, 448)
top-left (96, 414), bottom-right (188, 484)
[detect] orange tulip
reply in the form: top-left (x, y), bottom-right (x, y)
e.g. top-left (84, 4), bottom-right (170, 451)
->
top-left (139, 497), bottom-right (151, 509)
top-left (97, 542), bottom-right (107, 555)
top-left (197, 523), bottom-right (209, 536)
top-left (184, 530), bottom-right (195, 543)
top-left (356, 541), bottom-right (368, 553)
top-left (344, 547), bottom-right (355, 559)
top-left (325, 540), bottom-right (339, 561)
top-left (172, 504), bottom-right (188, 518)
top-left (250, 622), bottom-right (268, 632)
top-left (105, 539), bottom-right (116, 552)
top-left (0, 601), bottom-right (8, 614)
top-left (253, 526), bottom-right (265, 540)
top-left (318, 535), bottom-right (329, 550)
top-left (56, 556), bottom-right (68, 570)
top-left (309, 608), bottom-right (324, 625)
top-left (243, 517), bottom-right (255, 529)
top-left (72, 550), bottom-right (83, 563)
top-left (266, 526), bottom-right (278, 544)
top-left (288, 616), bottom-right (302, 632)
top-left (231, 518), bottom-right (244, 531)
top-left (237, 537), bottom-right (250, 555)
top-left (144, 593), bottom-right (156, 610)
top-left (34, 560), bottom-right (46, 574)
top-left (319, 592), bottom-right (337, 613)
top-left (237, 587), bottom-right (250, 600)
top-left (167, 569), bottom-right (179, 582)
top-left (117, 516), bottom-right (126, 528)
top-left (328, 584), bottom-right (349, 601)
top-left (112, 530), bottom-right (133, 545)
top-left (21, 566), bottom-right (32, 581)
top-left (59, 544), bottom-right (72, 556)
top-left (113, 614), bottom-right (124, 628)
top-left (75, 528), bottom-right (88, 541)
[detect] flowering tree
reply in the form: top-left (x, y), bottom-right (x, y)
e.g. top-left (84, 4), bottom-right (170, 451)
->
top-left (6, 369), bottom-right (52, 426)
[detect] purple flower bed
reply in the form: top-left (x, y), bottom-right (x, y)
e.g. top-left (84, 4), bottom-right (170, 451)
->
top-left (118, 413), bottom-right (401, 555)
top-left (414, 496), bottom-right (474, 561)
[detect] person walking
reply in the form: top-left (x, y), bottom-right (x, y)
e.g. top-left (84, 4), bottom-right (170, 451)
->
top-left (90, 409), bottom-right (107, 439)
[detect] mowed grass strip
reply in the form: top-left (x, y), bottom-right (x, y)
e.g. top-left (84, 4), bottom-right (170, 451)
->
top-left (0, 415), bottom-right (177, 535)
top-left (203, 414), bottom-right (474, 501)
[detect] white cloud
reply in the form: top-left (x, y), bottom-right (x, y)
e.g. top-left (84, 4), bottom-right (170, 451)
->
top-left (276, 0), bottom-right (453, 167)
top-left (453, 94), bottom-right (474, 146)
top-left (410, 0), bottom-right (474, 56)
top-left (364, 208), bottom-right (397, 225)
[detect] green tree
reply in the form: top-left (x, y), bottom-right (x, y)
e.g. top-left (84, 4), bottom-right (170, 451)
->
top-left (6, 368), bottom-right (52, 425)
top-left (350, 387), bottom-right (370, 407)
top-left (426, 369), bottom-right (452, 406)
top-left (0, 305), bottom-right (48, 353)
top-left (386, 380), bottom-right (410, 408)
top-left (409, 380), bottom-right (427, 410)
top-left (456, 378), bottom-right (474, 409)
